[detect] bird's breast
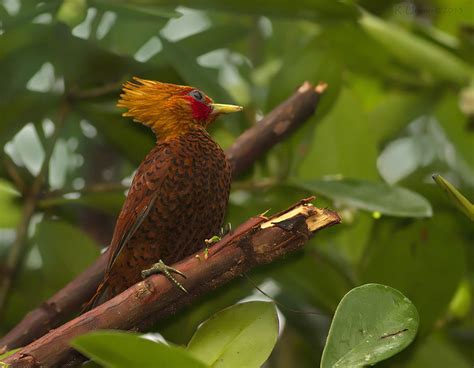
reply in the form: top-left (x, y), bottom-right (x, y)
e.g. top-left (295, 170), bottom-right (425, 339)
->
top-left (135, 128), bottom-right (231, 263)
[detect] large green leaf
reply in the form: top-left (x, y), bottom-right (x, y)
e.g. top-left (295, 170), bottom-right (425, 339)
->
top-left (72, 331), bottom-right (208, 368)
top-left (35, 220), bottom-right (100, 287)
top-left (296, 88), bottom-right (377, 180)
top-left (187, 301), bottom-right (278, 368)
top-left (360, 214), bottom-right (466, 334)
top-left (321, 283), bottom-right (419, 368)
top-left (293, 178), bottom-right (432, 218)
top-left (159, 280), bottom-right (252, 345)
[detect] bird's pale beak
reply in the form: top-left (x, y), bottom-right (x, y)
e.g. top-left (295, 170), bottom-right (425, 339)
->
top-left (211, 103), bottom-right (243, 114)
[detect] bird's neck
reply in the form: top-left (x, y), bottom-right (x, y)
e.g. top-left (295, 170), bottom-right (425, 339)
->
top-left (155, 124), bottom-right (210, 143)
top-left (153, 120), bottom-right (206, 142)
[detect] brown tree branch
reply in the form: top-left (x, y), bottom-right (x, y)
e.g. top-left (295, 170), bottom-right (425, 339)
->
top-left (3, 198), bottom-right (340, 367)
top-left (228, 82), bottom-right (327, 179)
top-left (0, 81), bottom-right (326, 351)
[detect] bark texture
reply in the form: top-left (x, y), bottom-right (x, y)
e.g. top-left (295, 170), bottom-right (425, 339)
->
top-left (3, 198), bottom-right (340, 367)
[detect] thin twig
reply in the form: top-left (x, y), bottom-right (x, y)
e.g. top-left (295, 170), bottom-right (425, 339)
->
top-left (68, 82), bottom-right (123, 100)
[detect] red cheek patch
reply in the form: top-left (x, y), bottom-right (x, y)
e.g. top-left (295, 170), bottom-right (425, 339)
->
top-left (188, 97), bottom-right (212, 122)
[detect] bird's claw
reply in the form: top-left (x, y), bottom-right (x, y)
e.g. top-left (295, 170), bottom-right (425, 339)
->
top-left (141, 259), bottom-right (187, 293)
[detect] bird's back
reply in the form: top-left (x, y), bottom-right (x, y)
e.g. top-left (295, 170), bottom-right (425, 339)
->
top-left (91, 127), bottom-right (231, 306)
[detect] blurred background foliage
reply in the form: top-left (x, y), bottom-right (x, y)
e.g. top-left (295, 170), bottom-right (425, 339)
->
top-left (0, 0), bottom-right (473, 366)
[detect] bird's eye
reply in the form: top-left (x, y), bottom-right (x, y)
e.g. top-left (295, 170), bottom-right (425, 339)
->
top-left (189, 89), bottom-right (204, 102)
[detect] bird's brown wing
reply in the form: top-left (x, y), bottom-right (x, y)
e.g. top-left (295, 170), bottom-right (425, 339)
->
top-left (105, 144), bottom-right (172, 275)
top-left (84, 144), bottom-right (173, 311)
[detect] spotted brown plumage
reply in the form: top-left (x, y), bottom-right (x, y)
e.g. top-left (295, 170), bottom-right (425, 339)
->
top-left (85, 78), bottom-right (242, 309)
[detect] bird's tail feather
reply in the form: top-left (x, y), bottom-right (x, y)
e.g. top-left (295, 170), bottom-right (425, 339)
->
top-left (82, 277), bottom-right (110, 313)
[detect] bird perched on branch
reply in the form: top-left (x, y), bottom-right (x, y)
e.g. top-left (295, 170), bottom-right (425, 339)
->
top-left (85, 78), bottom-right (242, 310)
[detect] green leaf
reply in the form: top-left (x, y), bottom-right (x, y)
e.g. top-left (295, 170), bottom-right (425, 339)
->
top-left (360, 214), bottom-right (467, 334)
top-left (0, 23), bottom-right (49, 59)
top-left (433, 174), bottom-right (474, 221)
top-left (187, 301), bottom-right (278, 368)
top-left (0, 179), bottom-right (21, 228)
top-left (296, 88), bottom-right (377, 181)
top-left (321, 283), bottom-right (419, 368)
top-left (35, 220), bottom-right (100, 288)
top-left (359, 12), bottom-right (473, 84)
top-left (72, 331), bottom-right (208, 368)
top-left (159, 280), bottom-right (252, 345)
top-left (293, 178), bottom-right (432, 218)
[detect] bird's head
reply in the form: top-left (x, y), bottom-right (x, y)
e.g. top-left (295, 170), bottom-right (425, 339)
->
top-left (117, 77), bottom-right (242, 139)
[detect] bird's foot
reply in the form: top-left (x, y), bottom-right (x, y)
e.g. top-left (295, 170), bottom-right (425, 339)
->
top-left (141, 259), bottom-right (187, 293)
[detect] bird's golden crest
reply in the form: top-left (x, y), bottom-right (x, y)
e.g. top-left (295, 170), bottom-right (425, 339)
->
top-left (117, 77), bottom-right (242, 140)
